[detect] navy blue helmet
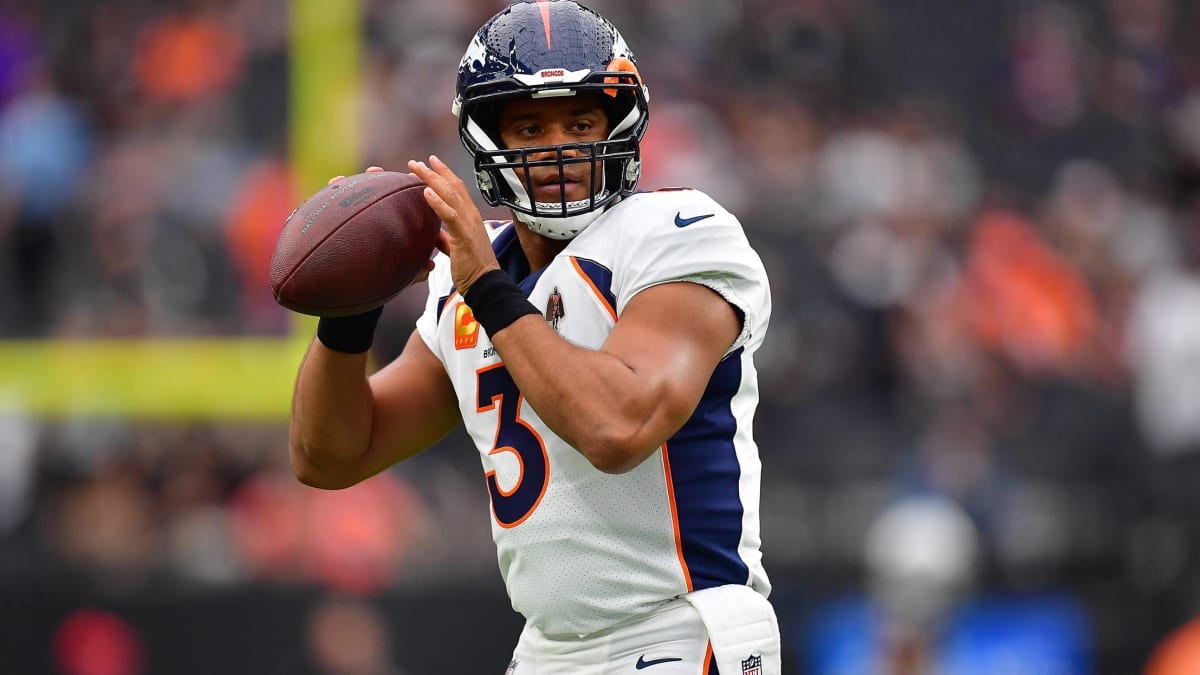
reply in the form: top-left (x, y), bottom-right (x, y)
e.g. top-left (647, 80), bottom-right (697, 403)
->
top-left (452, 0), bottom-right (650, 239)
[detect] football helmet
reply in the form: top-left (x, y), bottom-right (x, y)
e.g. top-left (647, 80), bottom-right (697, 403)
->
top-left (452, 0), bottom-right (650, 239)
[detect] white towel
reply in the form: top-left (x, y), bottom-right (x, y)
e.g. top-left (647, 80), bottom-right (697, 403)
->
top-left (683, 585), bottom-right (781, 674)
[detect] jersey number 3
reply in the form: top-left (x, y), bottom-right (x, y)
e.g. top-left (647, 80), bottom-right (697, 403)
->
top-left (477, 364), bottom-right (549, 528)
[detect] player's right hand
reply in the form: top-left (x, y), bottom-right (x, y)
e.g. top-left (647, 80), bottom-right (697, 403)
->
top-left (407, 156), bottom-right (500, 295)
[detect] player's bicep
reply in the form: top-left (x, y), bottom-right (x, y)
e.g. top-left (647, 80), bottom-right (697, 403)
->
top-left (355, 329), bottom-right (461, 478)
top-left (601, 281), bottom-right (742, 431)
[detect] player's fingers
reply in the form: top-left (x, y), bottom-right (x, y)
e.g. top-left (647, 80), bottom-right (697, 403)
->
top-left (327, 175), bottom-right (346, 185)
top-left (422, 186), bottom-right (459, 225)
top-left (434, 229), bottom-right (452, 255)
top-left (411, 259), bottom-right (435, 285)
top-left (412, 158), bottom-right (466, 208)
top-left (408, 160), bottom-right (449, 200)
top-left (429, 155), bottom-right (469, 192)
top-left (366, 166), bottom-right (383, 172)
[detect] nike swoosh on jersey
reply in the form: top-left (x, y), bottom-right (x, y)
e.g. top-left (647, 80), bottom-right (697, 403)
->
top-left (674, 212), bottom-right (715, 228)
top-left (635, 655), bottom-right (684, 669)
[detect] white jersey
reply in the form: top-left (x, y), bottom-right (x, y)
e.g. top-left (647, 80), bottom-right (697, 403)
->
top-left (416, 189), bottom-right (772, 637)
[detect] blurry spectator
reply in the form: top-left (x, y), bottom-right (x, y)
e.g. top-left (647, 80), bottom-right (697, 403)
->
top-left (1145, 616), bottom-right (1200, 675)
top-left (1007, 3), bottom-right (1091, 132)
top-left (224, 156), bottom-right (294, 333)
top-left (306, 595), bottom-right (404, 675)
top-left (47, 458), bottom-right (161, 590)
top-left (0, 411), bottom-right (38, 536)
top-left (805, 495), bottom-right (1092, 675)
top-left (640, 100), bottom-right (745, 209)
top-left (1127, 266), bottom-right (1200, 456)
top-left (0, 64), bottom-right (91, 335)
top-left (132, 12), bottom-right (244, 104)
top-left (52, 608), bottom-right (146, 675)
top-left (230, 468), bottom-right (428, 594)
top-left (865, 496), bottom-right (980, 633)
top-left (957, 210), bottom-right (1099, 377)
top-left (0, 10), bottom-right (39, 108)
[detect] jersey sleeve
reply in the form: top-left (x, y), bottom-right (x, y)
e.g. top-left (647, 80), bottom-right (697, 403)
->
top-left (613, 191), bottom-right (771, 353)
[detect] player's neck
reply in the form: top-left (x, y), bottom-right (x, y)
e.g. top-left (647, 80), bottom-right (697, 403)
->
top-left (514, 222), bottom-right (570, 272)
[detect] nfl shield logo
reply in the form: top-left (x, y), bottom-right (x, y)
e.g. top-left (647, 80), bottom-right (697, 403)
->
top-left (741, 654), bottom-right (762, 675)
top-left (504, 658), bottom-right (518, 674)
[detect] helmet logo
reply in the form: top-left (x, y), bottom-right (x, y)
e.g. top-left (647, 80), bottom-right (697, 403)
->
top-left (603, 57), bottom-right (640, 97)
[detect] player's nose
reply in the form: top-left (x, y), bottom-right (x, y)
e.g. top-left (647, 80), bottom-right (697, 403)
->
top-left (530, 126), bottom-right (587, 158)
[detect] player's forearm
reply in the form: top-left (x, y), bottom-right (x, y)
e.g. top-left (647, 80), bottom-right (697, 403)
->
top-left (491, 317), bottom-right (682, 473)
top-left (288, 340), bottom-right (376, 483)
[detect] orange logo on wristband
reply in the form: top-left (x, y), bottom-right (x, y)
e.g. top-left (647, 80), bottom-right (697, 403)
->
top-left (454, 302), bottom-right (480, 349)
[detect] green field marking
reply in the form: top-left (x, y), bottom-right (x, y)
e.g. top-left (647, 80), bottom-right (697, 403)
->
top-left (0, 0), bottom-right (358, 419)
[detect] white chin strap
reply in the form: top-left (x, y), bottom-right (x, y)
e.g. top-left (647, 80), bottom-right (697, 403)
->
top-left (515, 196), bottom-right (609, 240)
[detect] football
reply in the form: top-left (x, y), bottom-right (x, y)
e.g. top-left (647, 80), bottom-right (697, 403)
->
top-left (269, 171), bottom-right (441, 317)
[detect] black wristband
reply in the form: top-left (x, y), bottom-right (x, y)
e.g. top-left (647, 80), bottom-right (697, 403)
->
top-left (316, 306), bottom-right (383, 354)
top-left (463, 269), bottom-right (540, 337)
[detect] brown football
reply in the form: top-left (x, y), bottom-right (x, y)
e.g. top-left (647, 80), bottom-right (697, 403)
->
top-left (269, 171), bottom-right (441, 317)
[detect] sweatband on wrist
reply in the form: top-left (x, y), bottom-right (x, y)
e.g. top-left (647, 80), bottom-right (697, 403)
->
top-left (316, 306), bottom-right (384, 354)
top-left (463, 269), bottom-right (540, 337)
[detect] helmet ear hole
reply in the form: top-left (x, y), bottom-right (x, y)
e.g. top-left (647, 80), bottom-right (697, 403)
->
top-left (599, 97), bottom-right (628, 137)
top-left (464, 101), bottom-right (504, 148)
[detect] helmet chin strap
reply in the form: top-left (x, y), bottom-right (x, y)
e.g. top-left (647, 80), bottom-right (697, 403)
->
top-left (514, 199), bottom-right (609, 240)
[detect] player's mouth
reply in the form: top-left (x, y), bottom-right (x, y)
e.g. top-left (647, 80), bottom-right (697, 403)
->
top-left (531, 172), bottom-right (588, 202)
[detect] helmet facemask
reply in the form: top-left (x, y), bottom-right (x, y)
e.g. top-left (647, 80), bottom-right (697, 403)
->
top-left (455, 72), bottom-right (648, 240)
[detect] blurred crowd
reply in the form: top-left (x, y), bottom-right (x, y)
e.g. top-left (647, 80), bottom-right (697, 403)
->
top-left (3, 0), bottom-right (1200, 672)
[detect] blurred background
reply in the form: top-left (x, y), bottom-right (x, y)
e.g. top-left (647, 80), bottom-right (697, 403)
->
top-left (2, 0), bottom-right (1200, 672)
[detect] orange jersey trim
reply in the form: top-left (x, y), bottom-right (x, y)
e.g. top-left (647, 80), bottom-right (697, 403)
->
top-left (661, 442), bottom-right (693, 592)
top-left (569, 256), bottom-right (618, 322)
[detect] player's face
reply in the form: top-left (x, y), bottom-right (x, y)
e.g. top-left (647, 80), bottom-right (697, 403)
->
top-left (497, 93), bottom-right (610, 204)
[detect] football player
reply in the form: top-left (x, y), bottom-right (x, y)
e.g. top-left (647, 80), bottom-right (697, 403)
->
top-left (288, 2), bottom-right (779, 673)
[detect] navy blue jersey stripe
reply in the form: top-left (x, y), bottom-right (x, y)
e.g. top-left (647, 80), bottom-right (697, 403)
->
top-left (666, 348), bottom-right (748, 590)
top-left (493, 225), bottom-right (535, 286)
top-left (491, 224), bottom-right (519, 255)
top-left (518, 267), bottom-right (547, 297)
top-left (436, 292), bottom-right (454, 321)
top-left (570, 257), bottom-right (616, 317)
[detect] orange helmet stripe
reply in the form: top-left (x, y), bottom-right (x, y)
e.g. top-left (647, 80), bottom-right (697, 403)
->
top-left (537, 0), bottom-right (553, 49)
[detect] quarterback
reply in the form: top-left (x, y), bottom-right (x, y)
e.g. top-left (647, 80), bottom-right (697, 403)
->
top-left (288, 1), bottom-right (780, 673)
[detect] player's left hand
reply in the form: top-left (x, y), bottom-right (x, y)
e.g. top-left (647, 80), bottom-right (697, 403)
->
top-left (326, 165), bottom-right (436, 285)
top-left (409, 156), bottom-right (500, 294)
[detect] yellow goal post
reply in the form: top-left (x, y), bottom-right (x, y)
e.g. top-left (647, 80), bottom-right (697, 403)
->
top-left (0, 0), bottom-right (360, 420)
